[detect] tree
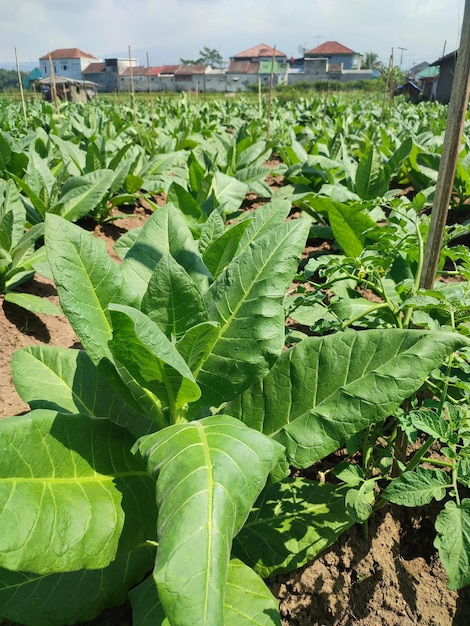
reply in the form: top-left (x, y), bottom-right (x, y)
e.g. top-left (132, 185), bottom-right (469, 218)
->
top-left (180, 46), bottom-right (224, 67)
top-left (361, 51), bottom-right (384, 72)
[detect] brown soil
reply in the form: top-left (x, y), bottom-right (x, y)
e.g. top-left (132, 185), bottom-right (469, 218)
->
top-left (1, 207), bottom-right (469, 625)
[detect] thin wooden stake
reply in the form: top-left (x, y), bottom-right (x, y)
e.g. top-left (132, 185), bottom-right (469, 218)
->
top-left (48, 52), bottom-right (60, 117)
top-left (146, 51), bottom-right (155, 131)
top-left (128, 45), bottom-right (137, 124)
top-left (266, 45), bottom-right (276, 140)
top-left (420, 0), bottom-right (470, 288)
top-left (15, 48), bottom-right (27, 124)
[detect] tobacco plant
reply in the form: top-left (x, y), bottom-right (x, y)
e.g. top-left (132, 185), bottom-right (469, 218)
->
top-left (0, 198), bottom-right (467, 625)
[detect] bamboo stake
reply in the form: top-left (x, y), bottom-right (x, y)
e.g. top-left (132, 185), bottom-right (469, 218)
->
top-left (266, 45), bottom-right (276, 140)
top-left (15, 48), bottom-right (27, 124)
top-left (420, 0), bottom-right (470, 288)
top-left (128, 45), bottom-right (137, 125)
top-left (146, 52), bottom-right (155, 131)
top-left (380, 48), bottom-right (394, 123)
top-left (48, 52), bottom-right (60, 117)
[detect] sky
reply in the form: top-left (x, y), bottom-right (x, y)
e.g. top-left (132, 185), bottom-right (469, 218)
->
top-left (1, 0), bottom-right (465, 71)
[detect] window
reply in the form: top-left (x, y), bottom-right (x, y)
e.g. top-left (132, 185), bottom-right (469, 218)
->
top-left (62, 64), bottom-right (68, 71)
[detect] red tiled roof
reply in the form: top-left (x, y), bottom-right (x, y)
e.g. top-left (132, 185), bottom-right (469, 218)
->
top-left (39, 48), bottom-right (98, 60)
top-left (83, 62), bottom-right (106, 74)
top-left (233, 43), bottom-right (286, 59)
top-left (306, 41), bottom-right (356, 56)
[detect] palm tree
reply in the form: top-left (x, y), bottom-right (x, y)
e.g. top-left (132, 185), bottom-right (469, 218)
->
top-left (361, 51), bottom-right (384, 72)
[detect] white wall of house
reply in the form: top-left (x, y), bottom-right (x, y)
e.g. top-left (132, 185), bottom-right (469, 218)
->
top-left (41, 56), bottom-right (99, 80)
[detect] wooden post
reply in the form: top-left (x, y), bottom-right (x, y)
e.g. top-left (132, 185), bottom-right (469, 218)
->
top-left (48, 52), bottom-right (60, 116)
top-left (266, 45), bottom-right (276, 140)
top-left (146, 52), bottom-right (155, 131)
top-left (420, 0), bottom-right (470, 288)
top-left (128, 45), bottom-right (137, 125)
top-left (15, 48), bottom-right (27, 124)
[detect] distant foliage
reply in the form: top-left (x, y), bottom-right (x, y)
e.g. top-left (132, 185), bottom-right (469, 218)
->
top-left (0, 68), bottom-right (25, 91)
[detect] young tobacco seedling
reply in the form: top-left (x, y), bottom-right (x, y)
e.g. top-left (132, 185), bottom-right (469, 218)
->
top-left (0, 200), bottom-right (467, 625)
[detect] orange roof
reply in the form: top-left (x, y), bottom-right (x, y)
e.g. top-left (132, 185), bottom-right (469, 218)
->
top-left (306, 41), bottom-right (356, 56)
top-left (39, 48), bottom-right (98, 60)
top-left (233, 43), bottom-right (286, 59)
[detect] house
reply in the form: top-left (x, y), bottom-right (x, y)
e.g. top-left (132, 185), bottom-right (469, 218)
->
top-left (430, 50), bottom-right (457, 103)
top-left (227, 44), bottom-right (288, 90)
top-left (414, 65), bottom-right (440, 100)
top-left (83, 57), bottom-right (139, 92)
top-left (304, 41), bottom-right (362, 70)
top-left (118, 65), bottom-right (180, 92)
top-left (289, 41), bottom-right (373, 84)
top-left (23, 67), bottom-right (42, 90)
top-left (39, 48), bottom-right (100, 81)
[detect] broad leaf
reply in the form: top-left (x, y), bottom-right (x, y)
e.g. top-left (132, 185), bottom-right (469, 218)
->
top-left (203, 219), bottom-right (252, 278)
top-left (141, 253), bottom-right (209, 338)
top-left (50, 169), bottom-right (114, 222)
top-left (0, 544), bottom-right (155, 626)
top-left (4, 292), bottom-right (61, 316)
top-left (134, 415), bottom-right (284, 626)
top-left (232, 478), bottom-right (352, 578)
top-left (355, 146), bottom-right (389, 200)
top-left (226, 329), bottom-right (469, 468)
top-left (196, 219), bottom-right (310, 409)
top-left (0, 410), bottom-right (156, 574)
top-left (434, 499), bottom-right (470, 589)
top-left (120, 203), bottom-right (211, 303)
top-left (130, 559), bottom-right (281, 626)
top-left (45, 214), bottom-right (125, 362)
top-left (11, 346), bottom-right (155, 437)
top-left (176, 321), bottom-right (221, 375)
top-left (109, 304), bottom-right (201, 413)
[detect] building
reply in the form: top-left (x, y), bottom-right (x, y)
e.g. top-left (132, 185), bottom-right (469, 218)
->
top-left (304, 41), bottom-right (362, 70)
top-left (227, 43), bottom-right (288, 90)
top-left (289, 41), bottom-right (373, 85)
top-left (83, 57), bottom-right (139, 92)
top-left (430, 50), bottom-right (457, 103)
top-left (39, 48), bottom-right (100, 81)
top-left (37, 76), bottom-right (98, 102)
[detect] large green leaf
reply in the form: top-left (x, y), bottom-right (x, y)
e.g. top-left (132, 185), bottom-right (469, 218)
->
top-left (196, 219), bottom-right (310, 409)
top-left (4, 292), bottom-right (61, 316)
top-left (0, 179), bottom-right (25, 249)
top-left (0, 410), bottom-right (157, 574)
top-left (176, 322), bottom-right (221, 376)
top-left (202, 219), bottom-right (252, 278)
top-left (236, 199), bottom-right (292, 254)
top-left (141, 253), bottom-right (209, 338)
top-left (0, 543), bottom-right (155, 626)
top-left (130, 559), bottom-right (281, 626)
top-left (232, 478), bottom-right (352, 578)
top-left (434, 499), bottom-right (470, 589)
top-left (11, 346), bottom-right (155, 437)
top-left (355, 146), bottom-right (389, 200)
top-left (109, 304), bottom-right (201, 414)
top-left (50, 169), bottom-right (114, 222)
top-left (120, 203), bottom-right (211, 303)
top-left (134, 415), bottom-right (284, 626)
top-left (45, 214), bottom-right (125, 362)
top-left (226, 329), bottom-right (469, 468)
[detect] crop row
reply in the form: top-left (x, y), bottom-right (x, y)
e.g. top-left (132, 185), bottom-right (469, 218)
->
top-left (0, 94), bottom-right (469, 626)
